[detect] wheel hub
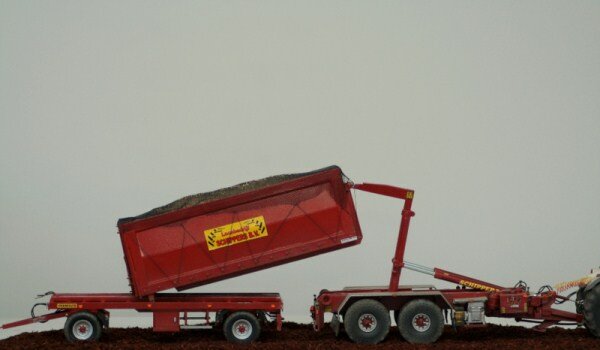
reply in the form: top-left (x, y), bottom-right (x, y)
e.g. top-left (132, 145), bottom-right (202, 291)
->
top-left (358, 313), bottom-right (377, 333)
top-left (411, 313), bottom-right (431, 332)
top-left (72, 319), bottom-right (93, 340)
top-left (232, 319), bottom-right (252, 340)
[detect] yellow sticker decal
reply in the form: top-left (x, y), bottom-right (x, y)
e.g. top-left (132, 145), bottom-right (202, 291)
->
top-left (459, 280), bottom-right (499, 292)
top-left (204, 215), bottom-right (268, 251)
top-left (406, 191), bottom-right (414, 199)
top-left (57, 303), bottom-right (78, 309)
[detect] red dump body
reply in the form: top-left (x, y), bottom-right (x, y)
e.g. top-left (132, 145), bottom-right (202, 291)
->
top-left (118, 166), bottom-right (362, 297)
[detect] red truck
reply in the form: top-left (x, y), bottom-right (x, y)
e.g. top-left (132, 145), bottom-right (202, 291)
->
top-left (2, 165), bottom-right (599, 344)
top-left (310, 182), bottom-right (600, 343)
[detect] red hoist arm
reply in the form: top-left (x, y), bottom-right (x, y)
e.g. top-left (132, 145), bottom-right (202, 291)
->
top-left (352, 183), bottom-right (415, 292)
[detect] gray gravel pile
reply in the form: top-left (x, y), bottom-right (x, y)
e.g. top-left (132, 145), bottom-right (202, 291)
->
top-left (118, 165), bottom-right (339, 225)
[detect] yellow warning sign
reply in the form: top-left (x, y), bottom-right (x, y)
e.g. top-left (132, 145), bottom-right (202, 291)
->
top-left (204, 215), bottom-right (268, 251)
top-left (56, 303), bottom-right (78, 309)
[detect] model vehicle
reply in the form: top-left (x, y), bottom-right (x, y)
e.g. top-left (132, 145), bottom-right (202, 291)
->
top-left (2, 166), bottom-right (598, 344)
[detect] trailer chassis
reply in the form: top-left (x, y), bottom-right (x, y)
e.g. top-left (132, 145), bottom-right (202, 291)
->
top-left (2, 292), bottom-right (283, 343)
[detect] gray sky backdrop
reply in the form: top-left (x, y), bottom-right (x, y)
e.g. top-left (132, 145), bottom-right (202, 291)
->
top-left (1, 0), bottom-right (599, 330)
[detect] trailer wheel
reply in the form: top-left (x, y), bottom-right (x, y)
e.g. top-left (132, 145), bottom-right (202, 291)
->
top-left (64, 311), bottom-right (102, 342)
top-left (343, 299), bottom-right (390, 344)
top-left (584, 283), bottom-right (600, 337)
top-left (397, 299), bottom-right (444, 344)
top-left (223, 311), bottom-right (261, 344)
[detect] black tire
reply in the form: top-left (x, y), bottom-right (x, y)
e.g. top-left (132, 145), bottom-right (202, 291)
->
top-left (343, 299), bottom-right (390, 344)
top-left (584, 283), bottom-right (600, 337)
top-left (64, 311), bottom-right (102, 342)
top-left (97, 310), bottom-right (110, 330)
top-left (215, 310), bottom-right (229, 325)
top-left (397, 299), bottom-right (444, 344)
top-left (576, 288), bottom-right (585, 314)
top-left (223, 311), bottom-right (261, 344)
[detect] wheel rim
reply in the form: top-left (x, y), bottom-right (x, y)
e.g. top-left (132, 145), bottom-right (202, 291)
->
top-left (358, 313), bottom-right (377, 333)
top-left (232, 319), bottom-right (253, 340)
top-left (411, 313), bottom-right (431, 332)
top-left (72, 319), bottom-right (93, 340)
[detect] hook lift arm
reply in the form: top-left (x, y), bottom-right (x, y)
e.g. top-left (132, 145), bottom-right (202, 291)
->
top-left (352, 182), bottom-right (415, 292)
top-left (352, 182), bottom-right (583, 329)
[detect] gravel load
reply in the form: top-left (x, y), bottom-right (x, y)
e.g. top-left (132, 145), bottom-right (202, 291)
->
top-left (118, 165), bottom-right (341, 225)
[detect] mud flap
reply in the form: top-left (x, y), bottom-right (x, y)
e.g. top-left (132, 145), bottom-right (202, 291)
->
top-left (330, 314), bottom-right (341, 337)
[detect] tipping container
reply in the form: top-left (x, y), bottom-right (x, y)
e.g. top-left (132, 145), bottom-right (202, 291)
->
top-left (117, 165), bottom-right (362, 297)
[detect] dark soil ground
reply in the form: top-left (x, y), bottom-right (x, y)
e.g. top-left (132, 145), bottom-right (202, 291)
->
top-left (1, 322), bottom-right (598, 350)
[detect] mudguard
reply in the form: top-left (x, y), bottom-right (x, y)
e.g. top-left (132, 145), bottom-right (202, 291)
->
top-left (585, 276), bottom-right (600, 293)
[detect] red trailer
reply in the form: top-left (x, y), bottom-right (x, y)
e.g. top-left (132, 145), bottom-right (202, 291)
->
top-left (310, 182), bottom-right (600, 344)
top-left (1, 166), bottom-right (362, 343)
